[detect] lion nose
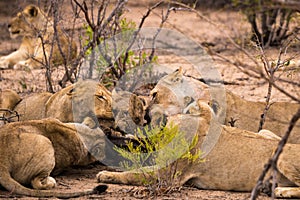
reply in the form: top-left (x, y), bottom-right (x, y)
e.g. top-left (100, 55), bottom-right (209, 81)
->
top-left (7, 24), bottom-right (11, 29)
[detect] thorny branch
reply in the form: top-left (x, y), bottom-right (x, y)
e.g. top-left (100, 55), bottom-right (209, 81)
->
top-left (38, 32), bottom-right (54, 93)
top-left (149, 2), bottom-right (174, 62)
top-left (51, 0), bottom-right (74, 87)
top-left (257, 43), bottom-right (286, 131)
top-left (122, 1), bottom-right (164, 72)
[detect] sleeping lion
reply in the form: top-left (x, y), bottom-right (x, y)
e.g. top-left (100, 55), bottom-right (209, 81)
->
top-left (145, 68), bottom-right (300, 143)
top-left (0, 117), bottom-right (108, 198)
top-left (14, 79), bottom-right (113, 126)
top-left (97, 100), bottom-right (300, 198)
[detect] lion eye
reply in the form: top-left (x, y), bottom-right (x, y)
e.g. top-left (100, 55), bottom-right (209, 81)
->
top-left (67, 88), bottom-right (75, 96)
top-left (96, 95), bottom-right (106, 100)
top-left (152, 92), bottom-right (157, 98)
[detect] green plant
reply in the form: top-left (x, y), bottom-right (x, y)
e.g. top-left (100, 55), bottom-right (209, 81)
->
top-left (114, 123), bottom-right (203, 194)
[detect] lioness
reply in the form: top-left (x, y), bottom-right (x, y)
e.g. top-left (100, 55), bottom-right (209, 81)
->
top-left (97, 101), bottom-right (300, 198)
top-left (147, 68), bottom-right (300, 142)
top-left (14, 79), bottom-right (113, 125)
top-left (0, 4), bottom-right (77, 70)
top-left (0, 117), bottom-right (107, 198)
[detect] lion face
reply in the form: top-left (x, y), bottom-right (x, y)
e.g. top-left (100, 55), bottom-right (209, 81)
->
top-left (149, 68), bottom-right (211, 116)
top-left (8, 5), bottom-right (46, 38)
top-left (93, 84), bottom-right (113, 119)
top-left (46, 80), bottom-right (113, 122)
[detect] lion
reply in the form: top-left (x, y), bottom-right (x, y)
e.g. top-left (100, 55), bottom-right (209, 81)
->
top-left (14, 80), bottom-right (113, 127)
top-left (144, 68), bottom-right (300, 143)
top-left (97, 100), bottom-right (300, 198)
top-left (0, 4), bottom-right (77, 70)
top-left (13, 92), bottom-right (52, 120)
top-left (224, 90), bottom-right (300, 140)
top-left (0, 117), bottom-right (108, 198)
top-left (0, 89), bottom-right (21, 125)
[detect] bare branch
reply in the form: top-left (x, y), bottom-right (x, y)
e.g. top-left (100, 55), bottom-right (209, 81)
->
top-left (73, 0), bottom-right (95, 31)
top-left (122, 1), bottom-right (164, 70)
top-left (171, 1), bottom-right (299, 104)
top-left (149, 2), bottom-right (173, 62)
top-left (257, 43), bottom-right (285, 131)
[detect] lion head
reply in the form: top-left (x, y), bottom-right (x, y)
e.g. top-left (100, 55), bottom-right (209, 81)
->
top-left (8, 5), bottom-right (48, 39)
top-left (45, 80), bottom-right (113, 124)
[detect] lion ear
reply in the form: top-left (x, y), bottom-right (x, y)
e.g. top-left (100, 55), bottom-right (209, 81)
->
top-left (169, 67), bottom-right (183, 83)
top-left (208, 99), bottom-right (220, 116)
top-left (176, 66), bottom-right (183, 74)
top-left (27, 5), bottom-right (39, 17)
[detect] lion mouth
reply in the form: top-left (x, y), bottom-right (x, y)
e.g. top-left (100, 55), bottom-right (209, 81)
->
top-left (11, 30), bottom-right (21, 34)
top-left (9, 30), bottom-right (21, 39)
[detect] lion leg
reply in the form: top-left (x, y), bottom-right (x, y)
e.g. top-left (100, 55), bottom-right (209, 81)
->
top-left (275, 187), bottom-right (300, 198)
top-left (275, 145), bottom-right (300, 198)
top-left (13, 46), bottom-right (45, 70)
top-left (31, 175), bottom-right (56, 190)
top-left (258, 129), bottom-right (281, 141)
top-left (97, 169), bottom-right (154, 186)
top-left (0, 50), bottom-right (27, 69)
top-left (14, 58), bottom-right (42, 70)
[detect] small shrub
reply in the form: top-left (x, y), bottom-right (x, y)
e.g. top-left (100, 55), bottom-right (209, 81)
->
top-left (114, 123), bottom-right (203, 195)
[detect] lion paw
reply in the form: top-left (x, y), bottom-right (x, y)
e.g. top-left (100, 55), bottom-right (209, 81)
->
top-left (13, 61), bottom-right (30, 70)
top-left (274, 187), bottom-right (300, 198)
top-left (97, 171), bottom-right (116, 183)
top-left (0, 57), bottom-right (10, 69)
top-left (31, 176), bottom-right (57, 190)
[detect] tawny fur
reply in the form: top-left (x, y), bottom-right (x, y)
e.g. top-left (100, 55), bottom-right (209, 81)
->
top-left (0, 117), bottom-right (107, 198)
top-left (97, 101), bottom-right (300, 198)
top-left (14, 80), bottom-right (113, 123)
top-left (0, 89), bottom-right (21, 110)
top-left (0, 89), bottom-right (21, 125)
top-left (0, 4), bottom-right (77, 70)
top-left (147, 68), bottom-right (300, 143)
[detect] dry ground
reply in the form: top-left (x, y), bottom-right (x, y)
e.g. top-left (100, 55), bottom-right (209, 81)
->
top-left (0, 1), bottom-right (299, 199)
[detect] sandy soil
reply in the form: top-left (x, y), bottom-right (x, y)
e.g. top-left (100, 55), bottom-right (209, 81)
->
top-left (0, 1), bottom-right (299, 199)
top-left (0, 164), bottom-right (270, 200)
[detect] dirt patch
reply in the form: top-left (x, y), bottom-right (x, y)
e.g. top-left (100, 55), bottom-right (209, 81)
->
top-left (0, 163), bottom-right (270, 200)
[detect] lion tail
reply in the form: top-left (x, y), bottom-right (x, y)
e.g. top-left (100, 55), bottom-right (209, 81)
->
top-left (0, 171), bottom-right (107, 198)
